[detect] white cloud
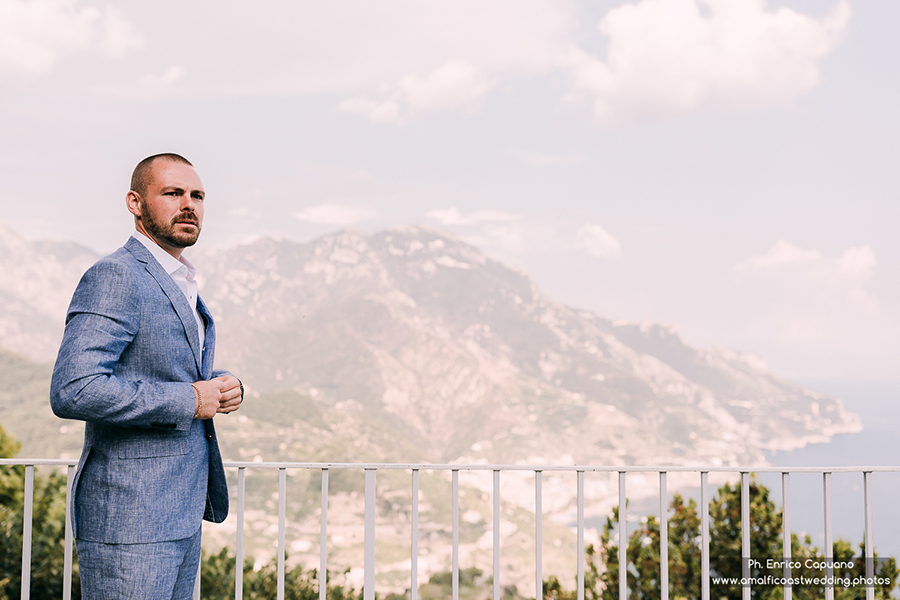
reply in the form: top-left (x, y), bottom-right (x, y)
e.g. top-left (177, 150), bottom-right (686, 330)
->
top-left (110, 1), bottom-right (572, 100)
top-left (97, 5), bottom-right (141, 58)
top-left (733, 240), bottom-right (821, 271)
top-left (838, 245), bottom-right (876, 275)
top-left (576, 223), bottom-right (621, 258)
top-left (0, 0), bottom-right (141, 73)
top-left (339, 60), bottom-right (496, 122)
top-left (8, 1), bottom-right (572, 107)
top-left (426, 207), bottom-right (550, 253)
top-left (460, 221), bottom-right (553, 254)
top-left (2, 0), bottom-right (846, 124)
top-left (294, 204), bottom-right (376, 226)
top-left (564, 0), bottom-right (851, 121)
top-left (479, 223), bottom-right (529, 252)
top-left (734, 241), bottom-right (877, 280)
top-left (139, 65), bottom-right (184, 87)
top-left (427, 206), bottom-right (520, 226)
top-left (732, 241), bottom-right (880, 343)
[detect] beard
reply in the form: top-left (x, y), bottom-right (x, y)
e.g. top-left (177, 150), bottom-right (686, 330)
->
top-left (141, 202), bottom-right (202, 248)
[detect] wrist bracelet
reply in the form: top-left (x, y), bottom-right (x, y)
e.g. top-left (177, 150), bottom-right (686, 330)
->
top-left (192, 384), bottom-right (202, 419)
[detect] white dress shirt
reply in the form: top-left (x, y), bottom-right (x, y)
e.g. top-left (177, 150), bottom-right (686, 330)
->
top-left (132, 230), bottom-right (205, 354)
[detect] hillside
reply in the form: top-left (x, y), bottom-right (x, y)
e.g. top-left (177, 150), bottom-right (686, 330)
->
top-left (0, 222), bottom-right (862, 590)
top-left (0, 221), bottom-right (862, 468)
top-left (193, 226), bottom-right (860, 467)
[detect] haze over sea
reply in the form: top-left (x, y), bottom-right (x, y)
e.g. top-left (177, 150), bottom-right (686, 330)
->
top-left (768, 380), bottom-right (900, 561)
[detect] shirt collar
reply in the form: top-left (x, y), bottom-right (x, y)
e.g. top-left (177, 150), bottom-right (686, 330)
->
top-left (132, 230), bottom-right (197, 278)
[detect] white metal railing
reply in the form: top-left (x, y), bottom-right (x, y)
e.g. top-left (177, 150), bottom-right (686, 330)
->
top-left (2, 459), bottom-right (896, 600)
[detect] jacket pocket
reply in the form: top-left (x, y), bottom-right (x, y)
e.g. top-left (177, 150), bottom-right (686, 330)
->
top-left (117, 435), bottom-right (189, 459)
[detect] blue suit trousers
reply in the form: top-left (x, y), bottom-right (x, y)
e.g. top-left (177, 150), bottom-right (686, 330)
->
top-left (76, 526), bottom-right (202, 600)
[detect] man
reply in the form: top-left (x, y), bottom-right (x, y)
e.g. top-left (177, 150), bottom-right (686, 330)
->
top-left (50, 153), bottom-right (242, 599)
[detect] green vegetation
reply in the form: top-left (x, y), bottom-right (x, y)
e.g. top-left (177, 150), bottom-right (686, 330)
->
top-left (593, 478), bottom-right (898, 600)
top-left (0, 425), bottom-right (79, 600)
top-left (412, 567), bottom-right (528, 600)
top-left (200, 548), bottom-right (362, 600)
top-left (1, 425), bottom-right (896, 599)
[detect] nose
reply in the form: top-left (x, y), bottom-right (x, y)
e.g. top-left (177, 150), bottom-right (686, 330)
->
top-left (180, 194), bottom-right (199, 211)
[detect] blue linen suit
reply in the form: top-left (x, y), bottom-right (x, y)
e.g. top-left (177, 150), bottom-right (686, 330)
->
top-left (50, 236), bottom-right (229, 545)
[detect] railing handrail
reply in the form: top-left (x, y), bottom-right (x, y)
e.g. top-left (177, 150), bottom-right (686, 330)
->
top-left (5, 459), bottom-right (890, 600)
top-left (3, 457), bottom-right (900, 472)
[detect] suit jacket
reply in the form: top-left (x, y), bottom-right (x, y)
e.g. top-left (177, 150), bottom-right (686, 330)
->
top-left (50, 236), bottom-right (229, 543)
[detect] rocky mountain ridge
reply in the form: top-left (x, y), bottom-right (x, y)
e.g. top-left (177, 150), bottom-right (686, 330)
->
top-left (190, 225), bottom-right (860, 467)
top-left (0, 222), bottom-right (860, 467)
top-left (0, 222), bottom-right (97, 362)
top-left (0, 221), bottom-right (864, 590)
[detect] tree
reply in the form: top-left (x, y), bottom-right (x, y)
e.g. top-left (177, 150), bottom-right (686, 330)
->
top-left (708, 479), bottom-right (784, 599)
top-left (594, 477), bottom-right (898, 600)
top-left (0, 424), bottom-right (79, 599)
top-left (199, 547), bottom-right (364, 600)
top-left (597, 494), bottom-right (700, 600)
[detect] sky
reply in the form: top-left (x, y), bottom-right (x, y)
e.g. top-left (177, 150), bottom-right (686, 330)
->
top-left (0, 0), bottom-right (897, 384)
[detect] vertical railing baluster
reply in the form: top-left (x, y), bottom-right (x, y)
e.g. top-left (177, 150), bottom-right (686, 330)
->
top-left (660, 471), bottom-right (668, 600)
top-left (823, 472), bottom-right (833, 600)
top-left (535, 471), bottom-right (543, 600)
top-left (236, 467), bottom-right (246, 600)
top-left (618, 471), bottom-right (626, 600)
top-left (194, 549), bottom-right (202, 600)
top-left (7, 459), bottom-right (898, 600)
top-left (782, 472), bottom-right (791, 600)
top-left (493, 470), bottom-right (501, 600)
top-left (278, 468), bottom-right (287, 600)
top-left (365, 469), bottom-right (376, 600)
top-left (741, 472), bottom-right (750, 600)
top-left (701, 471), bottom-right (709, 600)
top-left (411, 469), bottom-right (419, 600)
top-left (63, 465), bottom-right (75, 600)
top-left (577, 470), bottom-right (584, 600)
top-left (21, 464), bottom-right (34, 600)
top-left (320, 468), bottom-right (328, 600)
top-left (452, 469), bottom-right (459, 600)
top-left (864, 471), bottom-right (874, 600)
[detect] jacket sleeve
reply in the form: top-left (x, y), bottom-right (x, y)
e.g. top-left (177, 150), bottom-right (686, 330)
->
top-left (50, 260), bottom-right (196, 431)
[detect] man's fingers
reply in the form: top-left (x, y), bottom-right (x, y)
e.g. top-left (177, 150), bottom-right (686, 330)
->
top-left (213, 375), bottom-right (241, 392)
top-left (205, 376), bottom-right (243, 414)
top-left (216, 391), bottom-right (243, 414)
top-left (216, 399), bottom-right (241, 414)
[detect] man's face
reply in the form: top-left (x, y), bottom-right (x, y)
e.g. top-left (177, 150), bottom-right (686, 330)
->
top-left (132, 159), bottom-right (205, 251)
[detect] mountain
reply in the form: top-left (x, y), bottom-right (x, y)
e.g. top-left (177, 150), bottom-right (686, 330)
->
top-left (0, 222), bottom-right (864, 590)
top-left (0, 223), bottom-right (860, 465)
top-left (191, 226), bottom-right (860, 467)
top-left (0, 222), bottom-right (98, 363)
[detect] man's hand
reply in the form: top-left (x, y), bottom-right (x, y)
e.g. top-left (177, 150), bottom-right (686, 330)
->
top-left (191, 379), bottom-right (221, 419)
top-left (213, 375), bottom-right (243, 414)
top-left (191, 375), bottom-right (243, 419)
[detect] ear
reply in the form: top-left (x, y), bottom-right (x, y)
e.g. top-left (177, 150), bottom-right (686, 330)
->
top-left (126, 191), bottom-right (142, 219)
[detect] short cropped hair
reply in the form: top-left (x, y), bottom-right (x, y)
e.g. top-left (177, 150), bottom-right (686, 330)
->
top-left (130, 153), bottom-right (193, 198)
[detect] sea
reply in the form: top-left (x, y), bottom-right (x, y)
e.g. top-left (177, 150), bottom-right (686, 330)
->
top-left (616, 380), bottom-right (900, 572)
top-left (767, 379), bottom-right (900, 562)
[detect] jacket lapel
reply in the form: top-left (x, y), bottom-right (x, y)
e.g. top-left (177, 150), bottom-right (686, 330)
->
top-left (198, 297), bottom-right (216, 379)
top-left (125, 238), bottom-right (204, 376)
